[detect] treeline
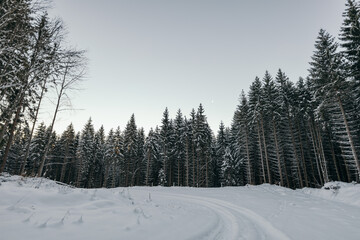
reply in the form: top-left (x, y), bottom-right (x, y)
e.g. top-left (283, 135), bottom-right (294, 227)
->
top-left (1, 0), bottom-right (360, 189)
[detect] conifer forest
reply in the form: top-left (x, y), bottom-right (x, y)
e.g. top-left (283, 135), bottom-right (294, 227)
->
top-left (1, 0), bottom-right (360, 190)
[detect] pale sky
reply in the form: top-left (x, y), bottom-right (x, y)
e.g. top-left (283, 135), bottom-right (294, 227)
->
top-left (43, 0), bottom-right (345, 135)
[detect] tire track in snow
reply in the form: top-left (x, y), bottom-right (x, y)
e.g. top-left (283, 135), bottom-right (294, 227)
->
top-left (155, 191), bottom-right (290, 240)
top-left (154, 192), bottom-right (240, 240)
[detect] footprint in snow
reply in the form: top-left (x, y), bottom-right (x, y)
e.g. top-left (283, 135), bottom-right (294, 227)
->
top-left (23, 213), bottom-right (34, 223)
top-left (72, 216), bottom-right (83, 225)
top-left (38, 218), bottom-right (51, 228)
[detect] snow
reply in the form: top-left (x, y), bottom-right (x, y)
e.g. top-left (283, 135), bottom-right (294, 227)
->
top-left (1, 174), bottom-right (360, 240)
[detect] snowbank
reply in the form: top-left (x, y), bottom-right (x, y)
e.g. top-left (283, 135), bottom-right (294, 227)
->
top-left (301, 181), bottom-right (360, 207)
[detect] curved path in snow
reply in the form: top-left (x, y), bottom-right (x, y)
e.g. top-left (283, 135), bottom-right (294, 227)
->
top-left (154, 191), bottom-right (290, 240)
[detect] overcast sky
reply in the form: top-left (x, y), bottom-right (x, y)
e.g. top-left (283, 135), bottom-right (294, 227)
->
top-left (44, 0), bottom-right (345, 135)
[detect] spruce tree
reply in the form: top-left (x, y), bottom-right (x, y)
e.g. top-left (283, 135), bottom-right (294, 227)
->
top-left (76, 118), bottom-right (95, 187)
top-left (144, 128), bottom-right (161, 186)
top-left (221, 146), bottom-right (238, 186)
top-left (123, 114), bottom-right (138, 186)
top-left (27, 122), bottom-right (47, 176)
top-left (91, 126), bottom-right (105, 188)
top-left (310, 29), bottom-right (360, 181)
top-left (173, 109), bottom-right (186, 186)
top-left (58, 124), bottom-right (76, 184)
top-left (160, 108), bottom-right (175, 186)
top-left (248, 77), bottom-right (268, 184)
top-left (193, 104), bottom-right (213, 187)
top-left (235, 91), bottom-right (254, 185)
top-left (275, 69), bottom-right (303, 188)
top-left (340, 0), bottom-right (360, 108)
top-left (103, 129), bottom-right (115, 188)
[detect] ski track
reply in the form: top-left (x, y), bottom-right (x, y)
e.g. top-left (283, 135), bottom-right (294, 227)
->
top-left (150, 191), bottom-right (290, 240)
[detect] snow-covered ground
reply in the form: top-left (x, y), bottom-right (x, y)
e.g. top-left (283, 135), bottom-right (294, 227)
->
top-left (1, 175), bottom-right (360, 240)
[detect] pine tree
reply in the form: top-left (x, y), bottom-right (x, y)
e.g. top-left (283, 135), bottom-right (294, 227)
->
top-left (248, 77), bottom-right (268, 184)
top-left (6, 124), bottom-right (27, 174)
top-left (295, 78), bottom-right (323, 186)
top-left (215, 122), bottom-right (228, 186)
top-left (221, 146), bottom-right (238, 186)
top-left (160, 108), bottom-right (175, 186)
top-left (113, 127), bottom-right (124, 187)
top-left (144, 128), bottom-right (161, 186)
top-left (173, 109), bottom-right (186, 186)
top-left (27, 122), bottom-right (47, 176)
top-left (123, 114), bottom-right (138, 186)
top-left (58, 124), bottom-right (76, 184)
top-left (90, 126), bottom-right (105, 188)
top-left (76, 118), bottom-right (95, 187)
top-left (133, 128), bottom-right (145, 186)
top-left (188, 109), bottom-right (197, 187)
top-left (235, 91), bottom-right (254, 185)
top-left (275, 69), bottom-right (305, 188)
top-left (103, 129), bottom-right (115, 188)
top-left (309, 29), bottom-right (360, 181)
top-left (193, 104), bottom-right (213, 187)
top-left (340, 0), bottom-right (360, 109)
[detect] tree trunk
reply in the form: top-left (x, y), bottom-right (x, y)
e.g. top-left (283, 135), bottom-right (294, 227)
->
top-left (245, 126), bottom-right (252, 184)
top-left (257, 120), bottom-right (266, 183)
top-left (168, 160), bottom-right (172, 187)
top-left (177, 157), bottom-right (180, 186)
top-left (329, 136), bottom-right (341, 181)
top-left (309, 120), bottom-right (324, 186)
top-left (192, 143), bottom-right (195, 187)
top-left (197, 150), bottom-right (200, 187)
top-left (287, 116), bottom-right (303, 188)
top-left (260, 115), bottom-right (271, 184)
top-left (102, 165), bottom-right (109, 188)
top-left (316, 124), bottom-right (329, 183)
top-left (205, 153), bottom-right (209, 188)
top-left (20, 79), bottom-right (47, 175)
top-left (37, 75), bottom-right (66, 177)
top-left (0, 122), bottom-right (9, 149)
top-left (59, 160), bottom-right (67, 183)
top-left (146, 149), bottom-right (151, 186)
top-left (337, 95), bottom-right (360, 179)
top-left (76, 156), bottom-right (83, 188)
top-left (296, 122), bottom-right (309, 187)
top-left (185, 137), bottom-right (189, 186)
top-left (272, 119), bottom-right (283, 186)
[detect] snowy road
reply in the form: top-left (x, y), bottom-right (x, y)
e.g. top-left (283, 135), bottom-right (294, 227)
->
top-left (149, 191), bottom-right (290, 240)
top-left (1, 176), bottom-right (360, 240)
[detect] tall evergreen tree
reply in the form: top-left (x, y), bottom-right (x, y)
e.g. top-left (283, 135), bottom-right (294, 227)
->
top-left (76, 118), bottom-right (95, 187)
top-left (90, 126), bottom-right (105, 188)
top-left (144, 128), bottom-right (161, 186)
top-left (103, 129), bottom-right (115, 188)
top-left (235, 91), bottom-right (254, 185)
top-left (309, 29), bottom-right (360, 181)
top-left (248, 77), bottom-right (268, 184)
top-left (173, 110), bottom-right (186, 186)
top-left (123, 114), bottom-right (138, 186)
top-left (340, 0), bottom-right (360, 108)
top-left (58, 124), bottom-right (77, 184)
top-left (193, 104), bottom-right (212, 187)
top-left (160, 108), bottom-right (174, 186)
top-left (27, 122), bottom-right (47, 176)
